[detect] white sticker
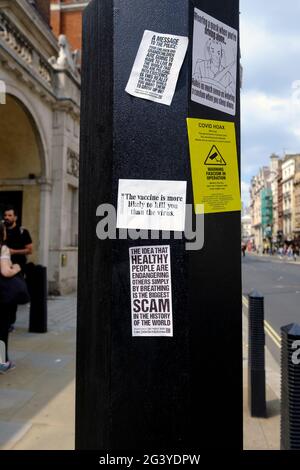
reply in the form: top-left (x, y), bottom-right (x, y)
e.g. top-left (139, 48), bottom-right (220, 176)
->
top-left (129, 245), bottom-right (173, 337)
top-left (117, 179), bottom-right (187, 232)
top-left (125, 30), bottom-right (189, 106)
top-left (191, 8), bottom-right (238, 116)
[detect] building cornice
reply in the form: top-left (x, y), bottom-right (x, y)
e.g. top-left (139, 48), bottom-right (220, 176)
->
top-left (0, 178), bottom-right (41, 186)
top-left (0, 7), bottom-right (80, 111)
top-left (0, 43), bottom-right (57, 104)
top-left (0, 42), bottom-right (80, 114)
top-left (52, 98), bottom-right (80, 118)
top-left (0, 0), bottom-right (59, 53)
top-left (51, 2), bottom-right (89, 12)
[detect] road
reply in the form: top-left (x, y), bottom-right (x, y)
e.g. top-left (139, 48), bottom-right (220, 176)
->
top-left (242, 254), bottom-right (300, 364)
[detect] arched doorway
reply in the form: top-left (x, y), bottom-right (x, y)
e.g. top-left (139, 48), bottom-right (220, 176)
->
top-left (0, 94), bottom-right (46, 265)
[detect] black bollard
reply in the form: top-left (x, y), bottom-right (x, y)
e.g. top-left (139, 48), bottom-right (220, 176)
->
top-left (26, 264), bottom-right (48, 333)
top-left (248, 290), bottom-right (266, 417)
top-left (281, 323), bottom-right (300, 450)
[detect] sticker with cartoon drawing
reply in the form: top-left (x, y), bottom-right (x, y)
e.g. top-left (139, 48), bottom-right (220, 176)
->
top-left (191, 8), bottom-right (238, 116)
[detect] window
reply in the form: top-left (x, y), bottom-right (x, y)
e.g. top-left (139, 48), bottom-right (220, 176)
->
top-left (63, 185), bottom-right (78, 247)
top-left (70, 186), bottom-right (78, 246)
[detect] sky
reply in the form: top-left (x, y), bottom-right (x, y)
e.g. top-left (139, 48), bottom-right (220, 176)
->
top-left (240, 0), bottom-right (300, 206)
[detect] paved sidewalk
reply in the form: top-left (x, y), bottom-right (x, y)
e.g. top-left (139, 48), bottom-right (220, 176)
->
top-left (0, 290), bottom-right (280, 451)
top-left (0, 294), bottom-right (76, 450)
top-left (243, 305), bottom-right (280, 450)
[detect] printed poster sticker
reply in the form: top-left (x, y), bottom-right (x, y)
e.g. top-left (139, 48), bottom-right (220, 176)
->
top-left (186, 118), bottom-right (241, 214)
top-left (125, 30), bottom-right (189, 106)
top-left (129, 245), bottom-right (173, 337)
top-left (117, 179), bottom-right (187, 231)
top-left (191, 8), bottom-right (238, 116)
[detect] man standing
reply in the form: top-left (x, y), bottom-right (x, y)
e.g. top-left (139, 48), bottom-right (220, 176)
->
top-left (3, 206), bottom-right (33, 329)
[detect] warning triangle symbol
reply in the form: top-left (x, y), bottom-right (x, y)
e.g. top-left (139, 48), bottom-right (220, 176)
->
top-left (204, 145), bottom-right (226, 166)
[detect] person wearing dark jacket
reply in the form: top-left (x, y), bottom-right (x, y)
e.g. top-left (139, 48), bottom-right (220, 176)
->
top-left (3, 206), bottom-right (33, 330)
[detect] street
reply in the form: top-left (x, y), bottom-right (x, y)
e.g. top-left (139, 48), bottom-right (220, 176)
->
top-left (242, 253), bottom-right (300, 364)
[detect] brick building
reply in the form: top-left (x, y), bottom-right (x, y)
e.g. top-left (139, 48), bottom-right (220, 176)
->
top-left (50, 0), bottom-right (90, 52)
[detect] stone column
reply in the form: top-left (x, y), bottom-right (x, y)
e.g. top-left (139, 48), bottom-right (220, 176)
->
top-left (38, 178), bottom-right (52, 267)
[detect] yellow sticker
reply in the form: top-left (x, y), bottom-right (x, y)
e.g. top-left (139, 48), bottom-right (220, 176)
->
top-left (187, 118), bottom-right (241, 214)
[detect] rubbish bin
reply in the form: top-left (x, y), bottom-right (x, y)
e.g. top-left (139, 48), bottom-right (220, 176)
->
top-left (25, 263), bottom-right (47, 333)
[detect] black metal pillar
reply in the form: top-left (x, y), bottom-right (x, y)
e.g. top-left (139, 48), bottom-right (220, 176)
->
top-left (76, 0), bottom-right (242, 450)
top-left (248, 291), bottom-right (266, 417)
top-left (281, 323), bottom-right (300, 450)
top-left (26, 264), bottom-right (48, 334)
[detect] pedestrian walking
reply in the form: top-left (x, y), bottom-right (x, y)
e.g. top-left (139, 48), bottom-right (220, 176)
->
top-left (293, 245), bottom-right (298, 262)
top-left (287, 245), bottom-right (293, 260)
top-left (241, 242), bottom-right (246, 257)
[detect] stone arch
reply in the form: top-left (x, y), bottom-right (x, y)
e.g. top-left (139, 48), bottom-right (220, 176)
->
top-left (0, 88), bottom-right (51, 265)
top-left (1, 84), bottom-right (50, 180)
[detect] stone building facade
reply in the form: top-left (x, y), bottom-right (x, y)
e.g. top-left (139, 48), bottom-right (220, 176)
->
top-left (281, 155), bottom-right (300, 241)
top-left (0, 0), bottom-right (80, 294)
top-left (250, 166), bottom-right (271, 249)
top-left (269, 154), bottom-right (280, 239)
top-left (241, 213), bottom-right (251, 242)
top-left (293, 157), bottom-right (300, 238)
top-left (277, 164), bottom-right (283, 235)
